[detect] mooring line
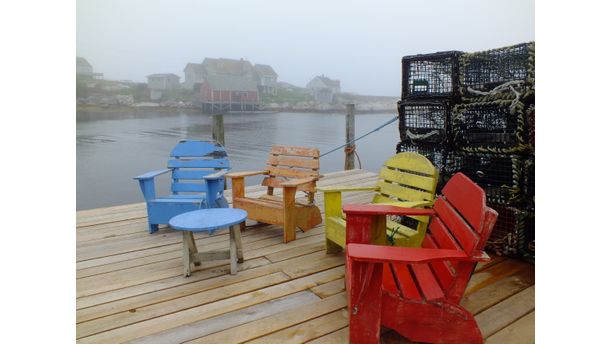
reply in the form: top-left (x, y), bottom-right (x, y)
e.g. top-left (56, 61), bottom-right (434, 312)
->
top-left (319, 115), bottom-right (399, 158)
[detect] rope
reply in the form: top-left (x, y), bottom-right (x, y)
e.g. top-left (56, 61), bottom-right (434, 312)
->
top-left (319, 115), bottom-right (399, 158)
top-left (405, 129), bottom-right (438, 140)
top-left (387, 226), bottom-right (401, 246)
top-left (467, 80), bottom-right (524, 112)
top-left (344, 145), bottom-right (362, 169)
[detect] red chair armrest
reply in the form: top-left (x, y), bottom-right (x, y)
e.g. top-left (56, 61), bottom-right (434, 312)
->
top-left (347, 243), bottom-right (489, 264)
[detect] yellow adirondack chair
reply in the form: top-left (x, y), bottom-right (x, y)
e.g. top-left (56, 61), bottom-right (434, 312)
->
top-left (318, 152), bottom-right (438, 253)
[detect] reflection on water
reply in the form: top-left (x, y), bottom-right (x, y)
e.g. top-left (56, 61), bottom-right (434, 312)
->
top-left (76, 110), bottom-right (398, 210)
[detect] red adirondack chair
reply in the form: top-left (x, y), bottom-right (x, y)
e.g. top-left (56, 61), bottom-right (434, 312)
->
top-left (344, 173), bottom-right (498, 344)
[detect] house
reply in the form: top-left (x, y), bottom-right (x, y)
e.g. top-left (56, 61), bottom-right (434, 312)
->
top-left (199, 58), bottom-right (261, 113)
top-left (147, 73), bottom-right (180, 100)
top-left (200, 75), bottom-right (259, 113)
top-left (306, 75), bottom-right (341, 104)
top-left (76, 57), bottom-right (93, 77)
top-left (253, 64), bottom-right (278, 95)
top-left (183, 63), bottom-right (204, 91)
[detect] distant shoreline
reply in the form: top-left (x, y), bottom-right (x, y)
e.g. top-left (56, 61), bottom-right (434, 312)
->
top-left (76, 104), bottom-right (395, 115)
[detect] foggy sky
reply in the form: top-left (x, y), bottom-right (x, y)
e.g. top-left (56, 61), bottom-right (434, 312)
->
top-left (76, 0), bottom-right (534, 96)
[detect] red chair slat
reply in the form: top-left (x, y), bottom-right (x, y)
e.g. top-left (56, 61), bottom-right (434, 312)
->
top-left (382, 263), bottom-right (400, 296)
top-left (434, 198), bottom-right (479, 254)
top-left (429, 217), bottom-right (461, 250)
top-left (441, 172), bottom-right (486, 232)
top-left (422, 235), bottom-right (455, 291)
top-left (412, 263), bottom-right (445, 301)
top-left (391, 263), bottom-right (421, 300)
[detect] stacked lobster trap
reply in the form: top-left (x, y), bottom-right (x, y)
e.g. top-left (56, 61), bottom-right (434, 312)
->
top-left (396, 42), bottom-right (535, 262)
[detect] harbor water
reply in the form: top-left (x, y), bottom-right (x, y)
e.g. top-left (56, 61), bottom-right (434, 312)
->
top-left (76, 110), bottom-right (398, 210)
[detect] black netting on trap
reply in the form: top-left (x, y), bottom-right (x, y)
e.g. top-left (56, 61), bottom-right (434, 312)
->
top-left (460, 42), bottom-right (534, 96)
top-left (486, 205), bottom-right (525, 256)
top-left (401, 51), bottom-right (461, 99)
top-left (398, 100), bottom-right (450, 144)
top-left (445, 152), bottom-right (523, 205)
top-left (524, 158), bottom-right (535, 206)
top-left (522, 211), bottom-right (535, 262)
top-left (525, 102), bottom-right (535, 148)
top-left (395, 141), bottom-right (449, 193)
top-left (452, 100), bottom-right (528, 152)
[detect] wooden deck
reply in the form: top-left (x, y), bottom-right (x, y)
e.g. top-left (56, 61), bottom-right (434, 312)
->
top-left (76, 169), bottom-right (535, 343)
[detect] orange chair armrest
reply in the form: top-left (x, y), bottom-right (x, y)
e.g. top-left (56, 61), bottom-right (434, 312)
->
top-left (280, 177), bottom-right (317, 187)
top-left (225, 170), bottom-right (269, 178)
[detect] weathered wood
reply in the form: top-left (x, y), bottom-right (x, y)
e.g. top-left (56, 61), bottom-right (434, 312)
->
top-left (247, 309), bottom-right (348, 344)
top-left (75, 169), bottom-right (534, 343)
top-left (186, 292), bottom-right (347, 344)
top-left (307, 327), bottom-right (349, 344)
top-left (310, 278), bottom-right (346, 298)
top-left (344, 173), bottom-right (499, 344)
top-left (485, 311), bottom-right (535, 343)
top-left (270, 145), bottom-right (319, 157)
top-left (212, 114), bottom-right (224, 146)
top-left (77, 268), bottom-right (344, 343)
top-left (344, 103), bottom-right (355, 170)
top-left (130, 291), bottom-right (320, 344)
top-left (76, 272), bottom-right (290, 339)
top-left (267, 155), bottom-right (320, 169)
top-left (475, 285), bottom-right (535, 338)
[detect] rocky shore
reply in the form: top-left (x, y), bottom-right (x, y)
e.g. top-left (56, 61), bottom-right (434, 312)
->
top-left (76, 93), bottom-right (398, 114)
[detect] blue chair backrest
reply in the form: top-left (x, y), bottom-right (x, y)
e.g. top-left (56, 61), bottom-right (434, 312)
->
top-left (167, 140), bottom-right (230, 195)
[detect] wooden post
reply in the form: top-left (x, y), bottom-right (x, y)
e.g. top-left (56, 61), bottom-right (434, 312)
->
top-left (212, 114), bottom-right (227, 190)
top-left (212, 114), bottom-right (225, 146)
top-left (345, 103), bottom-right (356, 170)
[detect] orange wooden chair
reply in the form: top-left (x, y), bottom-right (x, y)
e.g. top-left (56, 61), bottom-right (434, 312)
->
top-left (344, 173), bottom-right (498, 343)
top-left (225, 145), bottom-right (322, 243)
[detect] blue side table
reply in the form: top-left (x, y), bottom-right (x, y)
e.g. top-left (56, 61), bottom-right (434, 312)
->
top-left (169, 208), bottom-right (247, 276)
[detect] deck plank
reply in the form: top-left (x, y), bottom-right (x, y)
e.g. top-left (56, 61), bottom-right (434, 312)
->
top-left (476, 285), bottom-right (536, 338)
top-left (127, 291), bottom-right (321, 344)
top-left (486, 311), bottom-right (535, 344)
top-left (186, 292), bottom-right (347, 344)
top-left (246, 309), bottom-right (348, 344)
top-left (75, 169), bottom-right (535, 343)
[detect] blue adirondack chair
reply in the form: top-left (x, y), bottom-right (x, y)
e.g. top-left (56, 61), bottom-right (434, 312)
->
top-left (133, 140), bottom-right (230, 233)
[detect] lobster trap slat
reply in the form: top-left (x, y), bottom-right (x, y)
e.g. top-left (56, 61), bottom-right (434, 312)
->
top-left (452, 100), bottom-right (529, 152)
top-left (445, 152), bottom-right (524, 205)
top-left (460, 42), bottom-right (535, 96)
top-left (401, 51), bottom-right (461, 99)
top-left (398, 100), bottom-right (450, 144)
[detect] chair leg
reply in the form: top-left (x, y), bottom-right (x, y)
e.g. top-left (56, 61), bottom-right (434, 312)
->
top-left (149, 224), bottom-right (159, 234)
top-left (282, 186), bottom-right (298, 243)
top-left (326, 238), bottom-right (343, 254)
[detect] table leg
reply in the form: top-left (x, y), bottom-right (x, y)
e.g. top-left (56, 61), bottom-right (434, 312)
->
top-left (232, 224), bottom-right (244, 263)
top-left (182, 231), bottom-right (192, 277)
top-left (229, 226), bottom-right (237, 275)
top-left (187, 232), bottom-right (201, 266)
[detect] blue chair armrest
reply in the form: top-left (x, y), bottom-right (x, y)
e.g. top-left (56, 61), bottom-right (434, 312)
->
top-left (133, 168), bottom-right (171, 180)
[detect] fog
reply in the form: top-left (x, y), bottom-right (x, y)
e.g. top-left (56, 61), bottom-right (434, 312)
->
top-left (76, 0), bottom-right (534, 96)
